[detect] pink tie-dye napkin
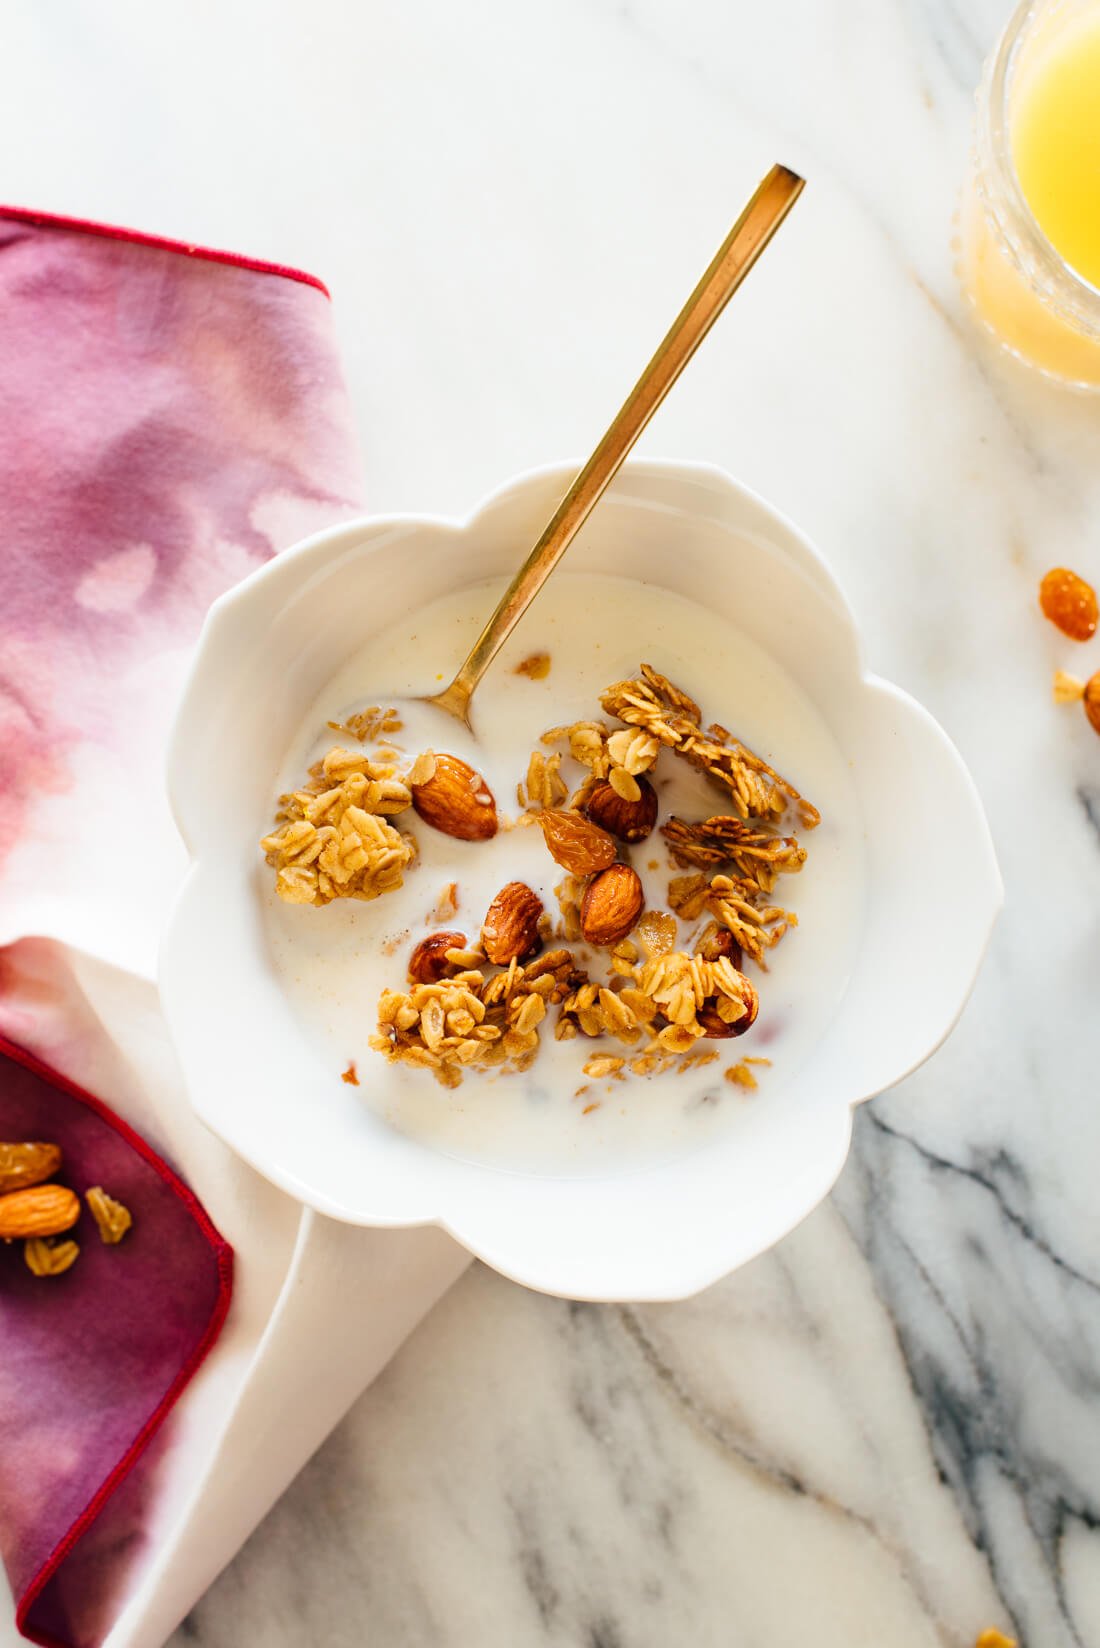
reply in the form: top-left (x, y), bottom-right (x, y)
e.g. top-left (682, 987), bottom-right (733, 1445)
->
top-left (0, 208), bottom-right (365, 1647)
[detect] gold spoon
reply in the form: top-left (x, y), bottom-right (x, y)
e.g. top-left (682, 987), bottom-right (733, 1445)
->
top-left (425, 163), bottom-right (805, 727)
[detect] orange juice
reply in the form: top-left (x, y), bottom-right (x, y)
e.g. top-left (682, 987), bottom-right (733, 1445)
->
top-left (961, 0), bottom-right (1100, 387)
top-left (1012, 7), bottom-right (1100, 288)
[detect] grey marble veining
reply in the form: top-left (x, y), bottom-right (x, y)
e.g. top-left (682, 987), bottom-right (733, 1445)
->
top-left (3, 0), bottom-right (1098, 1642)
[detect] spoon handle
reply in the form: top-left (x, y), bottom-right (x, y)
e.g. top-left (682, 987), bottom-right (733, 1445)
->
top-left (429, 163), bottom-right (805, 723)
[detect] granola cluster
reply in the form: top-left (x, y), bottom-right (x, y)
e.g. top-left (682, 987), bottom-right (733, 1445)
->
top-left (371, 947), bottom-right (586, 1086)
top-left (1053, 667), bottom-right (1100, 735)
top-left (540, 720), bottom-right (659, 805)
top-left (86, 1185), bottom-right (132, 1245)
top-left (668, 872), bottom-right (796, 966)
top-left (553, 874), bottom-right (585, 940)
top-left (261, 747), bottom-right (417, 906)
top-left (517, 748), bottom-right (568, 811)
top-left (265, 659), bottom-right (817, 1100)
top-left (364, 662), bottom-right (814, 1091)
top-left (370, 931), bottom-right (760, 1089)
top-left (600, 664), bottom-right (820, 827)
top-left (560, 940), bottom-right (758, 1054)
top-left (326, 705), bottom-right (404, 744)
top-left (23, 1238), bottom-right (79, 1277)
top-left (661, 815), bottom-right (806, 893)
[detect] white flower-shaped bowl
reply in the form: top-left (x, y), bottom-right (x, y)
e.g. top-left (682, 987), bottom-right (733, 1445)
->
top-left (161, 461), bottom-right (1002, 1301)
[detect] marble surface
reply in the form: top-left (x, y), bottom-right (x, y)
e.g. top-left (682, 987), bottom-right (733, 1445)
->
top-left (4, 0), bottom-right (1100, 1643)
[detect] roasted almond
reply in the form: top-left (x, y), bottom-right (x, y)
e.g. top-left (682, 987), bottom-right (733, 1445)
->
top-left (583, 775), bottom-right (658, 842)
top-left (580, 864), bottom-right (644, 947)
top-left (411, 754), bottom-right (498, 841)
top-left (0, 1141), bottom-right (62, 1195)
top-left (481, 881), bottom-right (544, 965)
top-left (537, 809), bottom-right (617, 876)
top-left (0, 1184), bottom-right (81, 1240)
top-left (408, 930), bottom-right (468, 985)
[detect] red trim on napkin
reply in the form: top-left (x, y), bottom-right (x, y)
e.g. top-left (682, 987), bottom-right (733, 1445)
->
top-left (0, 1037), bottom-right (233, 1648)
top-left (0, 204), bottom-right (330, 295)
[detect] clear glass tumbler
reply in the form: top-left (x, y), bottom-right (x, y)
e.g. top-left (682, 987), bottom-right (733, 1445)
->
top-left (959, 0), bottom-right (1100, 390)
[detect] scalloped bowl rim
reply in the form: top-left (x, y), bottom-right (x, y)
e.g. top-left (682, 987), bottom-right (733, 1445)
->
top-left (160, 459), bottom-right (1003, 1300)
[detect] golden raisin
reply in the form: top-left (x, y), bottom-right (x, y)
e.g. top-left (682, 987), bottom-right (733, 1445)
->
top-left (1039, 567), bottom-right (1098, 641)
top-left (537, 809), bottom-right (617, 876)
top-left (1085, 672), bottom-right (1100, 736)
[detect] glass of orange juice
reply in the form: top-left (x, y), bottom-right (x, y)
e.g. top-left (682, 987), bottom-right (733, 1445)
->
top-left (960, 0), bottom-right (1100, 389)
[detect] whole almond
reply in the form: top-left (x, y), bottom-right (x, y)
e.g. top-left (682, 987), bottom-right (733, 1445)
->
top-left (408, 930), bottom-right (468, 985)
top-left (411, 754), bottom-right (498, 841)
top-left (481, 881), bottom-right (544, 965)
top-left (0, 1184), bottom-right (81, 1240)
top-left (580, 864), bottom-right (644, 947)
top-left (537, 810), bottom-right (617, 876)
top-left (583, 775), bottom-right (658, 842)
top-left (0, 1142), bottom-right (62, 1195)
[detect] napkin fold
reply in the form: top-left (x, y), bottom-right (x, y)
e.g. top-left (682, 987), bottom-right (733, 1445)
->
top-left (0, 209), bottom-right (467, 1648)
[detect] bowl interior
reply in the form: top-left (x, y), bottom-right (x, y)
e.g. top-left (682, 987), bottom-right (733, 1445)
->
top-left (162, 464), bottom-right (1000, 1298)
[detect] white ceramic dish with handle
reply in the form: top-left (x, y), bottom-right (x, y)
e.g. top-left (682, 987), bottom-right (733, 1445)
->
top-left (160, 461), bottom-right (1002, 1301)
